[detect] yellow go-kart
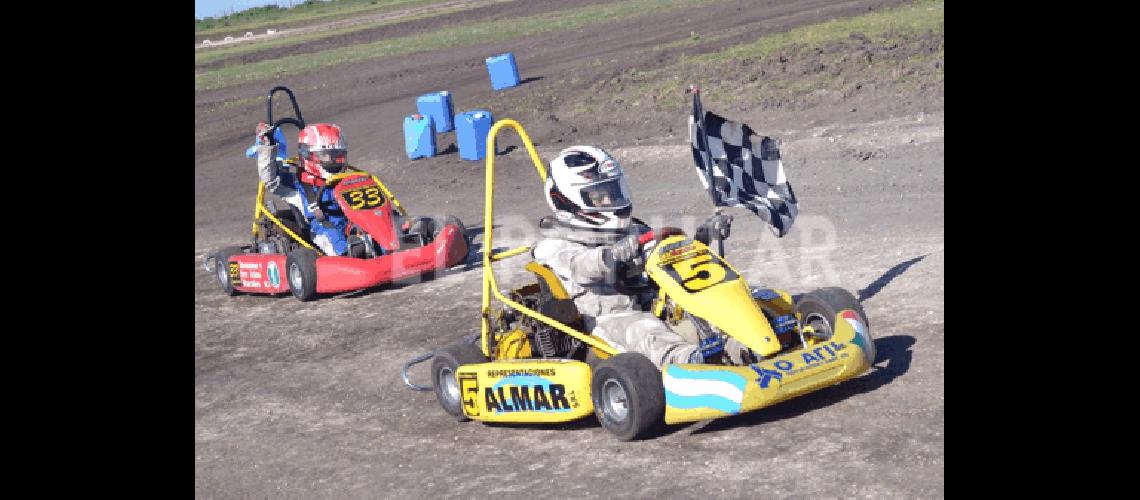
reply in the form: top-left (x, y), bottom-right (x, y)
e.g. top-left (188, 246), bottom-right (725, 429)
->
top-left (404, 120), bottom-right (875, 440)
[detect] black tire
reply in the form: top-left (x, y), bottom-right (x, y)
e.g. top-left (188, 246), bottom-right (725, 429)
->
top-left (214, 246), bottom-right (244, 296)
top-left (794, 287), bottom-right (874, 363)
top-left (285, 248), bottom-right (319, 301)
top-left (590, 353), bottom-right (664, 441)
top-left (431, 341), bottom-right (487, 421)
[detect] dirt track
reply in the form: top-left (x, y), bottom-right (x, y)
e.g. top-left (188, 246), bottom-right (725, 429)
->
top-left (195, 1), bottom-right (944, 497)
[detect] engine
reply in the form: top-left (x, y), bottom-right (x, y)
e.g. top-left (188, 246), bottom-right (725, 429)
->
top-left (528, 298), bottom-right (583, 358)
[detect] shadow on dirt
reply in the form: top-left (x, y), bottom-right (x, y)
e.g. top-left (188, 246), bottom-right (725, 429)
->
top-left (518, 76), bottom-right (543, 86)
top-left (681, 334), bottom-right (915, 436)
top-left (858, 254), bottom-right (928, 302)
top-left (481, 408), bottom-right (691, 440)
top-left (436, 143), bottom-right (459, 156)
top-left (483, 415), bottom-right (602, 433)
top-left (481, 413), bottom-right (691, 440)
top-left (496, 144), bottom-right (518, 156)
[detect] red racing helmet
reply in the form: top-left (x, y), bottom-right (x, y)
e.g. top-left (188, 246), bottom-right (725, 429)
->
top-left (297, 123), bottom-right (348, 182)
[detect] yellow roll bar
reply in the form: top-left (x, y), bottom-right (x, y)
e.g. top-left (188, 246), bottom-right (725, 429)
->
top-left (253, 179), bottom-right (318, 253)
top-left (480, 119), bottom-right (619, 358)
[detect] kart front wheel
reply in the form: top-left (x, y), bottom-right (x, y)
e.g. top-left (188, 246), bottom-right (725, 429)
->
top-left (794, 287), bottom-right (874, 363)
top-left (285, 248), bottom-right (318, 301)
top-left (431, 340), bottom-right (487, 421)
top-left (213, 246), bottom-right (243, 296)
top-left (590, 353), bottom-right (664, 441)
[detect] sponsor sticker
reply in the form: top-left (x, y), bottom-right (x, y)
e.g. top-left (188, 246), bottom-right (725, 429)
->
top-left (266, 261), bottom-right (281, 287)
top-left (484, 374), bottom-right (574, 413)
top-left (664, 365), bottom-right (747, 414)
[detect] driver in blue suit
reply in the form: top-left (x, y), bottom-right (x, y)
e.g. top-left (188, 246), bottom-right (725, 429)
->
top-left (250, 122), bottom-right (353, 256)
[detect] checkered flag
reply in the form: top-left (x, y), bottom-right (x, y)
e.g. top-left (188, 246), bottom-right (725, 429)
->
top-left (689, 86), bottom-right (798, 237)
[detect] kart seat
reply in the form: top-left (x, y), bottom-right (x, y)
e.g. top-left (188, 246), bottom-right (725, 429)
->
top-left (525, 261), bottom-right (571, 300)
top-left (524, 261), bottom-right (589, 357)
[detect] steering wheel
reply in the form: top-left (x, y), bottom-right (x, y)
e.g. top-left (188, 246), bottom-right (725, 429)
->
top-left (638, 226), bottom-right (686, 246)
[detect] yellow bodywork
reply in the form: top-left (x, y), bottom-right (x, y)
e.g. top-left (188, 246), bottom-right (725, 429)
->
top-left (754, 288), bottom-right (794, 317)
top-left (663, 311), bottom-right (872, 424)
top-left (250, 164), bottom-right (407, 256)
top-left (645, 235), bottom-right (781, 358)
top-left (456, 359), bottom-right (594, 423)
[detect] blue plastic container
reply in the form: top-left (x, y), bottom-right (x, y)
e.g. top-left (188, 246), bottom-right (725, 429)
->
top-left (403, 114), bottom-right (436, 160)
top-left (416, 91), bottom-right (454, 133)
top-left (455, 109), bottom-right (494, 161)
top-left (485, 53), bottom-right (520, 91)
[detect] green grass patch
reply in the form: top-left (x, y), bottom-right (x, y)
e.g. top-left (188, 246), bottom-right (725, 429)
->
top-left (685, 0), bottom-right (943, 66)
top-left (196, 0), bottom-right (435, 38)
top-left (195, 0), bottom-right (512, 66)
top-left (195, 0), bottom-right (727, 92)
top-left (555, 0), bottom-right (943, 122)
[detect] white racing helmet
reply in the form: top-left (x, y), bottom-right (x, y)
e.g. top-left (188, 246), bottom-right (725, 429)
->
top-left (544, 145), bottom-right (632, 231)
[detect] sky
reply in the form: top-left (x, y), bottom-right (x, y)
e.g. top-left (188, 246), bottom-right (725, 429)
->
top-left (196, 0), bottom-right (304, 20)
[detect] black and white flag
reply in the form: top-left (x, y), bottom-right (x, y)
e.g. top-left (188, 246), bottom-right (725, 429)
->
top-left (689, 87), bottom-right (798, 237)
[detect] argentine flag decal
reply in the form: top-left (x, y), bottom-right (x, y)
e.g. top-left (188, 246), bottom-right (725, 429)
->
top-left (664, 365), bottom-right (747, 414)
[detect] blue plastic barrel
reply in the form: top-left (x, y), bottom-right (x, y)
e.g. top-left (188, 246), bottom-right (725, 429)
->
top-left (485, 53), bottom-right (520, 91)
top-left (403, 114), bottom-right (436, 160)
top-left (456, 109), bottom-right (494, 161)
top-left (416, 91), bottom-right (454, 133)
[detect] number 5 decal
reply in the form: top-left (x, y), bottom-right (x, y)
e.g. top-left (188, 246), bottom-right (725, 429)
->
top-left (664, 252), bottom-right (737, 292)
top-left (459, 373), bottom-right (479, 417)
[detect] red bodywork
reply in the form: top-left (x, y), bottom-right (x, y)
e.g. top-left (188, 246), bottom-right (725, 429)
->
top-left (227, 172), bottom-right (469, 296)
top-left (228, 253), bottom-right (290, 294)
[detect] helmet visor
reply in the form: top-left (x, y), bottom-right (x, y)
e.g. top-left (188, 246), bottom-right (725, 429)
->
top-left (581, 179), bottom-right (630, 208)
top-left (315, 149), bottom-right (347, 173)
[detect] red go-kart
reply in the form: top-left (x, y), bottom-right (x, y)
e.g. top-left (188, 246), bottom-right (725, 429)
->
top-left (204, 86), bottom-right (470, 301)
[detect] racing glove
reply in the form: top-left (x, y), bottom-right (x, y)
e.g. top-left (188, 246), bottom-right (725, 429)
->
top-left (606, 233), bottom-right (642, 264)
top-left (255, 122), bottom-right (274, 145)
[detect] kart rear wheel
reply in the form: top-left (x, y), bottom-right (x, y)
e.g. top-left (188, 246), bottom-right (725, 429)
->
top-left (213, 246), bottom-right (244, 296)
top-left (431, 340), bottom-right (487, 421)
top-left (590, 353), bottom-right (664, 441)
top-left (794, 287), bottom-right (874, 363)
top-left (285, 248), bottom-right (319, 301)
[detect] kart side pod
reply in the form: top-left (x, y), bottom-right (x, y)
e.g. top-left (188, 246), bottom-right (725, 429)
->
top-left (457, 359), bottom-right (593, 423)
top-left (663, 309), bottom-right (873, 424)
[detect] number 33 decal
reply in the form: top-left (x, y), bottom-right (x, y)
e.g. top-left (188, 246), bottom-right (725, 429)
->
top-left (342, 186), bottom-right (384, 210)
top-left (664, 252), bottom-right (737, 292)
